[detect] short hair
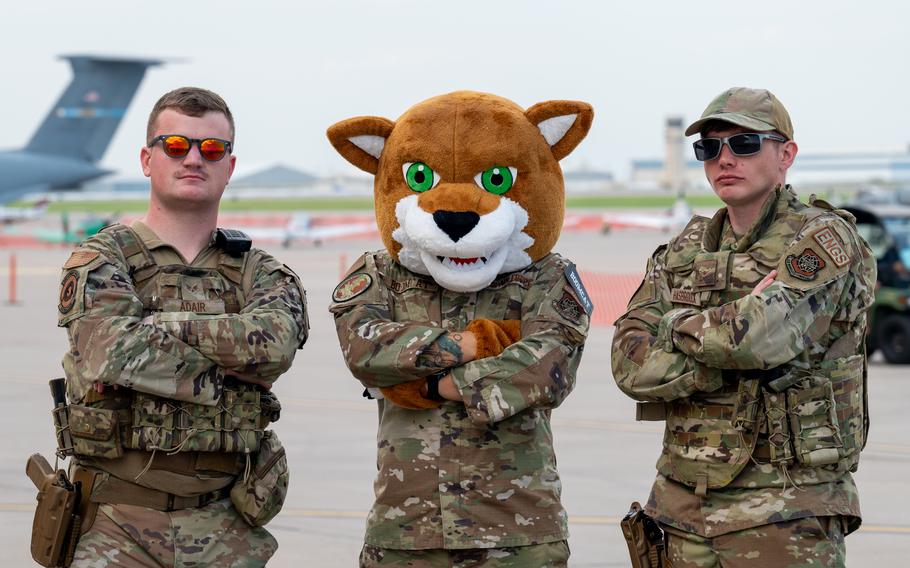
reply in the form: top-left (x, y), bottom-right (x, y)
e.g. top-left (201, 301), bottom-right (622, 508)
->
top-left (146, 87), bottom-right (235, 143)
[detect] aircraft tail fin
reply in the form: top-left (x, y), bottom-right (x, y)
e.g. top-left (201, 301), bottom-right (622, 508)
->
top-left (25, 55), bottom-right (163, 163)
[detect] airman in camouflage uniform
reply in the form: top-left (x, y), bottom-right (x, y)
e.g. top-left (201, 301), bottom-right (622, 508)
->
top-left (55, 88), bottom-right (307, 567)
top-left (330, 250), bottom-right (588, 567)
top-left (612, 88), bottom-right (875, 567)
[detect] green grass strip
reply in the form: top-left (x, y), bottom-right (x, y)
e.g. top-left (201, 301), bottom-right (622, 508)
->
top-left (23, 189), bottom-right (846, 213)
top-left (13, 194), bottom-right (730, 213)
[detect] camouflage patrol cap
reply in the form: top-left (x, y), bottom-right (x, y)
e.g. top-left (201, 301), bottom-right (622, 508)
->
top-left (685, 87), bottom-right (793, 140)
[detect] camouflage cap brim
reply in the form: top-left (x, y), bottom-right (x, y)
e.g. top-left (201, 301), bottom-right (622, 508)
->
top-left (685, 113), bottom-right (779, 137)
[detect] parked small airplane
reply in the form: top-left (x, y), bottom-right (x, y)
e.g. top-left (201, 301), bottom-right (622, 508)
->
top-left (0, 198), bottom-right (51, 224)
top-left (602, 195), bottom-right (693, 234)
top-left (241, 212), bottom-right (378, 247)
top-left (0, 55), bottom-right (162, 204)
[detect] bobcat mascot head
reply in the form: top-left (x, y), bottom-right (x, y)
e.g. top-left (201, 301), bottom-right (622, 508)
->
top-left (327, 91), bottom-right (593, 292)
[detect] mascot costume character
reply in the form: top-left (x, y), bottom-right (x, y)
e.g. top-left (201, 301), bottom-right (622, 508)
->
top-left (328, 91), bottom-right (593, 567)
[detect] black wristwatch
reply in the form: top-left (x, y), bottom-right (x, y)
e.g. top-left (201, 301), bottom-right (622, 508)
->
top-left (425, 372), bottom-right (448, 402)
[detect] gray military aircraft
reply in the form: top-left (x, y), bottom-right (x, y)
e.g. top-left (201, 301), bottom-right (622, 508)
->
top-left (0, 55), bottom-right (162, 204)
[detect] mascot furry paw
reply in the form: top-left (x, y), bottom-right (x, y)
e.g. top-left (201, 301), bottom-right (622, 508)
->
top-left (328, 90), bottom-right (592, 409)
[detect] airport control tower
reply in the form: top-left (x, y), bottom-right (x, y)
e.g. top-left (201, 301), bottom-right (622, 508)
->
top-left (662, 116), bottom-right (686, 192)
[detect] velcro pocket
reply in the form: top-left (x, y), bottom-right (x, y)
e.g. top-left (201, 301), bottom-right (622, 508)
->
top-left (271, 262), bottom-right (309, 345)
top-left (68, 404), bottom-right (123, 459)
top-left (57, 255), bottom-right (106, 327)
top-left (626, 249), bottom-right (663, 311)
top-left (179, 402), bottom-right (224, 452)
top-left (129, 393), bottom-right (177, 451)
top-left (221, 388), bottom-right (262, 453)
top-left (762, 389), bottom-right (795, 467)
top-left (230, 430), bottom-right (289, 527)
top-left (824, 355), bottom-right (865, 461)
top-left (787, 378), bottom-right (843, 467)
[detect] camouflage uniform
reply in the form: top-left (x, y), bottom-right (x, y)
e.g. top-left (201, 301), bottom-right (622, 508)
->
top-left (330, 250), bottom-right (589, 565)
top-left (57, 221), bottom-right (307, 567)
top-left (360, 541), bottom-right (570, 568)
top-left (612, 186), bottom-right (875, 565)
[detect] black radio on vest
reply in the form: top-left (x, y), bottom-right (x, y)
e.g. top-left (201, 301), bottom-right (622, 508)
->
top-left (215, 228), bottom-right (252, 256)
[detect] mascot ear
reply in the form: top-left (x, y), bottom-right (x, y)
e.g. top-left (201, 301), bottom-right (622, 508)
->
top-left (327, 116), bottom-right (395, 175)
top-left (525, 101), bottom-right (594, 162)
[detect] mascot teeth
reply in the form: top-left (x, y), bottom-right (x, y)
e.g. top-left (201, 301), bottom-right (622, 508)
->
top-left (439, 256), bottom-right (488, 268)
top-left (392, 195), bottom-right (533, 291)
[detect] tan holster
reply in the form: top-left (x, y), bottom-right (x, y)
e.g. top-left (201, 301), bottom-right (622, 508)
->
top-left (27, 454), bottom-right (98, 568)
top-left (621, 501), bottom-right (670, 568)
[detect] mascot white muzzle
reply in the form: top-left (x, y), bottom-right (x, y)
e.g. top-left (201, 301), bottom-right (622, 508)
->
top-left (392, 194), bottom-right (534, 292)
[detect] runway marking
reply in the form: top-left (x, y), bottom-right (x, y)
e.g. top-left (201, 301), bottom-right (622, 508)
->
top-left (0, 503), bottom-right (906, 534)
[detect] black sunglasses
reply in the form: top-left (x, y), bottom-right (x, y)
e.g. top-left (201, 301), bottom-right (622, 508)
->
top-left (148, 135), bottom-right (233, 162)
top-left (693, 133), bottom-right (786, 161)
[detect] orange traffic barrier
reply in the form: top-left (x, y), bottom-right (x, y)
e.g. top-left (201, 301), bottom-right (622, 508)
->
top-left (7, 253), bottom-right (17, 305)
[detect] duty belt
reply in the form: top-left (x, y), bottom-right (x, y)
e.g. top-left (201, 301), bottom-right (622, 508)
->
top-left (84, 469), bottom-right (231, 512)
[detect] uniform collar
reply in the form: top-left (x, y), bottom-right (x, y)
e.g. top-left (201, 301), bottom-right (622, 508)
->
top-left (130, 220), bottom-right (168, 250)
top-left (130, 220), bottom-right (219, 263)
top-left (703, 184), bottom-right (796, 252)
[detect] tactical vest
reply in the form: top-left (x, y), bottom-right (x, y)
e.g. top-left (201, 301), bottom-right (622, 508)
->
top-left (653, 201), bottom-right (868, 496)
top-left (57, 224), bottom-right (267, 465)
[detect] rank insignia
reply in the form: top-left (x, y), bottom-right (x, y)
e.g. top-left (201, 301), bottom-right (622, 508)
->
top-left (694, 259), bottom-right (717, 287)
top-left (333, 273), bottom-right (372, 302)
top-left (785, 248), bottom-right (826, 281)
top-left (59, 270), bottom-right (80, 314)
top-left (553, 292), bottom-right (583, 322)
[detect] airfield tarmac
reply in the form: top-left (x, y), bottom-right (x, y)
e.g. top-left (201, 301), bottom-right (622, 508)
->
top-left (0, 226), bottom-right (907, 567)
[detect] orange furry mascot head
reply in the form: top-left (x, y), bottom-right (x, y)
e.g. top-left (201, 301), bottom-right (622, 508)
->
top-left (327, 91), bottom-right (593, 292)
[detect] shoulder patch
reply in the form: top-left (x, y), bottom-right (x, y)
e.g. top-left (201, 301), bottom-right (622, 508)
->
top-left (785, 248), bottom-right (826, 281)
top-left (63, 250), bottom-right (100, 270)
top-left (553, 292), bottom-right (584, 323)
top-left (333, 273), bottom-right (373, 302)
top-left (58, 270), bottom-right (80, 314)
top-left (812, 227), bottom-right (851, 267)
top-left (563, 263), bottom-right (593, 315)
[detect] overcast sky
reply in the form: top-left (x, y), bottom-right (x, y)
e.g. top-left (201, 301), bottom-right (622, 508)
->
top-left (1, 1), bottom-right (906, 182)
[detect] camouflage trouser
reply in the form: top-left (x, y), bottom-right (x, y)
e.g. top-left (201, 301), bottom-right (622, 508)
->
top-left (663, 516), bottom-right (847, 568)
top-left (71, 498), bottom-right (277, 567)
top-left (359, 541), bottom-right (570, 568)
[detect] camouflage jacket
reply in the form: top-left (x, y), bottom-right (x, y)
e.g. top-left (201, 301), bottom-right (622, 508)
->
top-left (59, 221), bottom-right (308, 405)
top-left (612, 186), bottom-right (876, 537)
top-left (330, 250), bottom-right (589, 549)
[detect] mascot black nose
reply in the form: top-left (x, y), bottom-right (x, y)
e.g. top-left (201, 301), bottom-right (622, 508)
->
top-left (433, 210), bottom-right (480, 242)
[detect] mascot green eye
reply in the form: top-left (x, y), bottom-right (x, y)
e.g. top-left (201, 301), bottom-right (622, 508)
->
top-left (402, 162), bottom-right (439, 192)
top-left (474, 166), bottom-right (517, 195)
